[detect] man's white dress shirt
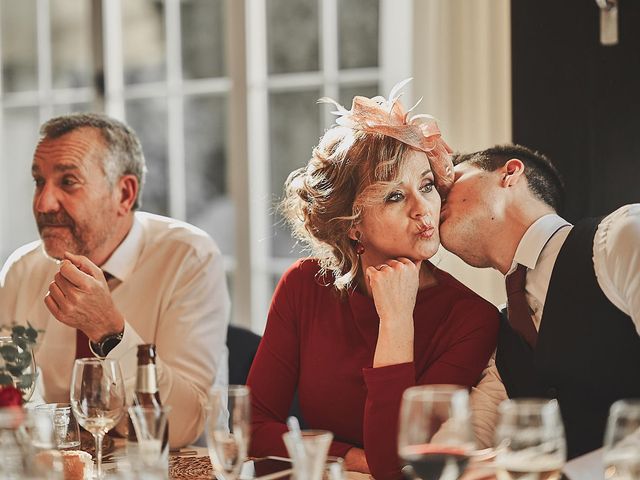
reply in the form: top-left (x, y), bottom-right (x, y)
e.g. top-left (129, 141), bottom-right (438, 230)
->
top-left (471, 204), bottom-right (640, 448)
top-left (0, 212), bottom-right (230, 447)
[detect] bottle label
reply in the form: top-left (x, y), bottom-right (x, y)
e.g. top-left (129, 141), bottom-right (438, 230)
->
top-left (136, 364), bottom-right (158, 394)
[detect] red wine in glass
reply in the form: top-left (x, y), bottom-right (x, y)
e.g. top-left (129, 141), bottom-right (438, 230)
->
top-left (401, 444), bottom-right (470, 480)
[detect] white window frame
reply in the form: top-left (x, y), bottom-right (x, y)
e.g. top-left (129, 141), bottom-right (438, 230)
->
top-left (243, 0), bottom-right (413, 332)
top-left (0, 0), bottom-right (413, 334)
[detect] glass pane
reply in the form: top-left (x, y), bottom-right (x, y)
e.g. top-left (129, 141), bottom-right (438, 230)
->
top-left (50, 0), bottom-right (93, 89)
top-left (184, 94), bottom-right (235, 256)
top-left (1, 0), bottom-right (38, 93)
top-left (122, 1), bottom-right (166, 85)
top-left (1, 107), bottom-right (40, 261)
top-left (181, 0), bottom-right (226, 79)
top-left (338, 83), bottom-right (379, 108)
top-left (338, 0), bottom-right (379, 69)
top-left (125, 97), bottom-right (169, 215)
top-left (266, 0), bottom-right (319, 74)
top-left (269, 89), bottom-right (322, 258)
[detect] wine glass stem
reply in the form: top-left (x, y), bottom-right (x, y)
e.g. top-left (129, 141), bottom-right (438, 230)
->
top-left (95, 432), bottom-right (104, 479)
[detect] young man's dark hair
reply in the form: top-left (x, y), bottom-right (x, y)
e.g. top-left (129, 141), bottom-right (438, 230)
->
top-left (454, 144), bottom-right (565, 213)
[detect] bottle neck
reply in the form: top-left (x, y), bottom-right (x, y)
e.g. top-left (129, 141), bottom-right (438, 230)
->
top-left (135, 364), bottom-right (158, 394)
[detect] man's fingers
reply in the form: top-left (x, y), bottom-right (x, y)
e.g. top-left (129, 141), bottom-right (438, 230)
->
top-left (44, 290), bottom-right (62, 319)
top-left (48, 281), bottom-right (70, 312)
top-left (64, 252), bottom-right (101, 278)
top-left (59, 259), bottom-right (97, 290)
top-left (395, 257), bottom-right (412, 265)
top-left (54, 272), bottom-right (79, 299)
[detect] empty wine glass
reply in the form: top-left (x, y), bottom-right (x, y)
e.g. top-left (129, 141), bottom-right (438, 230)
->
top-left (70, 358), bottom-right (125, 479)
top-left (398, 385), bottom-right (475, 480)
top-left (603, 399), bottom-right (640, 480)
top-left (205, 385), bottom-right (250, 480)
top-left (494, 398), bottom-right (566, 480)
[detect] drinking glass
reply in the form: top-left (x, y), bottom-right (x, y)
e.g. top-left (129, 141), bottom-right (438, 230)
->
top-left (35, 403), bottom-right (81, 450)
top-left (128, 405), bottom-right (171, 471)
top-left (205, 385), bottom-right (251, 480)
top-left (0, 406), bottom-right (60, 478)
top-left (603, 399), bottom-right (640, 480)
top-left (494, 398), bottom-right (566, 480)
top-left (70, 358), bottom-right (126, 479)
top-left (282, 429), bottom-right (333, 480)
top-left (398, 385), bottom-right (475, 480)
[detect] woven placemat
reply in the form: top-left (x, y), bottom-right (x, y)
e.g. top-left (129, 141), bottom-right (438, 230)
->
top-left (170, 455), bottom-right (214, 479)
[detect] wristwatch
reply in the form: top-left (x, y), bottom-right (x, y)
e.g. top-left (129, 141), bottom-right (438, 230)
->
top-left (91, 329), bottom-right (124, 358)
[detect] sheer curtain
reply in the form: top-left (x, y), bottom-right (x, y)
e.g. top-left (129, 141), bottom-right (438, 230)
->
top-left (412, 0), bottom-right (511, 306)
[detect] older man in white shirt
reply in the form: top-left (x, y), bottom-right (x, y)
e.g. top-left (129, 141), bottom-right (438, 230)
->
top-left (0, 113), bottom-right (230, 447)
top-left (440, 144), bottom-right (640, 459)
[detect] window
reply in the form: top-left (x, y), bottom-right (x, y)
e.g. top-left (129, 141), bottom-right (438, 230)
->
top-left (0, 0), bottom-right (412, 331)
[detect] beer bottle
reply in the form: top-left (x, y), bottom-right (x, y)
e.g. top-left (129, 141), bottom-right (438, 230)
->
top-left (128, 344), bottom-right (169, 470)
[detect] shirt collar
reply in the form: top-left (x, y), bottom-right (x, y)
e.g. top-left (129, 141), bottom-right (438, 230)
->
top-left (101, 215), bottom-right (144, 282)
top-left (510, 213), bottom-right (571, 273)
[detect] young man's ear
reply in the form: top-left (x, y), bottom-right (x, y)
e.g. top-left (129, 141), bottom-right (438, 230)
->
top-left (501, 158), bottom-right (526, 188)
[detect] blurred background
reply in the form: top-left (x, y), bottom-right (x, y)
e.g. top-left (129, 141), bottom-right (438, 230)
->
top-left (0, 0), bottom-right (637, 332)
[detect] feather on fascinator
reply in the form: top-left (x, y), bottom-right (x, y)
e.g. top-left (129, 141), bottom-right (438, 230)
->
top-left (318, 78), bottom-right (454, 194)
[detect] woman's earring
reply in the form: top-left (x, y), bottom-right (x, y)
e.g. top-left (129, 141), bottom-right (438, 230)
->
top-left (354, 232), bottom-right (365, 255)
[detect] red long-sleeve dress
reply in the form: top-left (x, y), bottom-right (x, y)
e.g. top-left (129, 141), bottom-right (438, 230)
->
top-left (247, 259), bottom-right (499, 480)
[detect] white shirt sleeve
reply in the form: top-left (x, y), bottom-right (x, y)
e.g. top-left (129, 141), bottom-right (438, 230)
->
top-left (470, 354), bottom-right (507, 448)
top-left (593, 204), bottom-right (640, 335)
top-left (108, 243), bottom-right (230, 448)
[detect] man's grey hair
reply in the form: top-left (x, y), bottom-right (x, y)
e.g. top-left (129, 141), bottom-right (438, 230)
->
top-left (39, 112), bottom-right (147, 210)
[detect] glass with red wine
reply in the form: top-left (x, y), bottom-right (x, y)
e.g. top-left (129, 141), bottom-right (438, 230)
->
top-left (398, 385), bottom-right (475, 480)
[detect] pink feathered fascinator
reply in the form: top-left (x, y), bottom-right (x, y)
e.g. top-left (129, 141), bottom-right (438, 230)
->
top-left (318, 78), bottom-right (454, 194)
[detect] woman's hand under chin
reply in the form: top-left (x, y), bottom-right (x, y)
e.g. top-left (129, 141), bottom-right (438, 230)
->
top-left (366, 257), bottom-right (421, 322)
top-left (366, 257), bottom-right (421, 368)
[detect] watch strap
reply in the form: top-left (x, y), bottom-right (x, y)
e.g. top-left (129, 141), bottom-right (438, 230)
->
top-left (91, 329), bottom-right (124, 357)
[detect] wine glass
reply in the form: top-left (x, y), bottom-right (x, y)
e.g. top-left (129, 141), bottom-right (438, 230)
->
top-left (603, 399), bottom-right (640, 480)
top-left (398, 385), bottom-right (475, 480)
top-left (70, 358), bottom-right (126, 479)
top-left (205, 385), bottom-right (250, 480)
top-left (494, 398), bottom-right (566, 480)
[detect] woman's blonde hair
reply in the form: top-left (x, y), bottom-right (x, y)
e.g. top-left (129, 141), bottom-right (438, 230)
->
top-left (281, 126), bottom-right (413, 291)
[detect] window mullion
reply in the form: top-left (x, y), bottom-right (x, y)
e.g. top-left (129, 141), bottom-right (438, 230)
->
top-left (380, 0), bottom-right (413, 101)
top-left (36, 0), bottom-right (53, 122)
top-left (165, 0), bottom-right (186, 221)
top-left (320, 0), bottom-right (338, 127)
top-left (227, 0), bottom-right (251, 328)
top-left (101, 0), bottom-right (125, 119)
top-left (245, 0), bottom-right (271, 333)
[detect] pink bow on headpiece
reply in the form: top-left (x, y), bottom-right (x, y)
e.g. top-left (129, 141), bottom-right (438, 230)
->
top-left (318, 78), bottom-right (454, 194)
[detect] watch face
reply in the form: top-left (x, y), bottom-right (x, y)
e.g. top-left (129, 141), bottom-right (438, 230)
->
top-left (101, 334), bottom-right (123, 356)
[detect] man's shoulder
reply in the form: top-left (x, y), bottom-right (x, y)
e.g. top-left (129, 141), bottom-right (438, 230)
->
top-left (595, 204), bottom-right (640, 245)
top-left (1, 241), bottom-right (46, 271)
top-left (0, 241), bottom-right (52, 285)
top-left (135, 211), bottom-right (220, 257)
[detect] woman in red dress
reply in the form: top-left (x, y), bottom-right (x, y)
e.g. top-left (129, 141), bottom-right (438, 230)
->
top-left (247, 81), bottom-right (500, 480)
